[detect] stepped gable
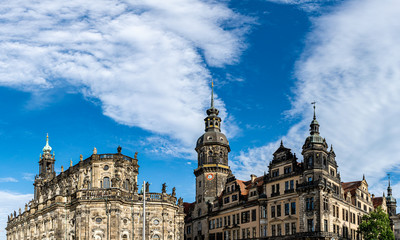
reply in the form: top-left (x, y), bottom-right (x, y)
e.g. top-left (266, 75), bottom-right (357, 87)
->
top-left (342, 181), bottom-right (362, 196)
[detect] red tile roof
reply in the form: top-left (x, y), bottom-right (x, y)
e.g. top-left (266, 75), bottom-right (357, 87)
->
top-left (372, 197), bottom-right (384, 209)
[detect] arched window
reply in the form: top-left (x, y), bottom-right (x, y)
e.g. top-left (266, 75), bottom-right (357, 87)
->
top-left (103, 177), bottom-right (110, 189)
top-left (123, 179), bottom-right (130, 190)
top-left (122, 234), bottom-right (128, 239)
top-left (152, 235), bottom-right (160, 240)
top-left (208, 151), bottom-right (213, 163)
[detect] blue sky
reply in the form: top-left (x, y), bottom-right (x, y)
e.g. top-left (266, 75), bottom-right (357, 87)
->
top-left (1, 0), bottom-right (400, 237)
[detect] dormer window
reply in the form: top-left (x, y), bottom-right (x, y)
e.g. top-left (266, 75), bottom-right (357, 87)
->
top-left (284, 166), bottom-right (292, 174)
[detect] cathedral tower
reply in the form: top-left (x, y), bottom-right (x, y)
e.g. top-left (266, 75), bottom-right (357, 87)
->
top-left (34, 134), bottom-right (56, 201)
top-left (38, 134), bottom-right (56, 180)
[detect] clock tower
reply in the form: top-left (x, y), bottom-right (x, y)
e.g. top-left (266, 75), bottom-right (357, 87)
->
top-left (192, 82), bottom-right (231, 239)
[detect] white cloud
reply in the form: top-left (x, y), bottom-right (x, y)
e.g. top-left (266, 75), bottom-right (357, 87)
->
top-left (0, 191), bottom-right (33, 240)
top-left (0, 178), bottom-right (18, 183)
top-left (233, 0), bottom-right (400, 199)
top-left (265, 0), bottom-right (339, 12)
top-left (0, 0), bottom-right (251, 155)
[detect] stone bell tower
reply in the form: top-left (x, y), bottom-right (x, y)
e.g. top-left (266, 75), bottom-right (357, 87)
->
top-left (194, 81), bottom-right (231, 205)
top-left (192, 81), bottom-right (231, 239)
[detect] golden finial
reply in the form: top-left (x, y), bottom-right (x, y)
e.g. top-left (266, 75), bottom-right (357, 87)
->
top-left (61, 166), bottom-right (64, 173)
top-left (80, 154), bottom-right (83, 161)
top-left (70, 159), bottom-right (73, 167)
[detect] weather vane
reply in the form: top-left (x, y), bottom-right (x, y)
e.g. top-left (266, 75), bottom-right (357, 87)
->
top-left (311, 101), bottom-right (316, 119)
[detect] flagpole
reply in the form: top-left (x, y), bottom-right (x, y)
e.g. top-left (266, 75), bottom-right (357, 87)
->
top-left (143, 181), bottom-right (146, 240)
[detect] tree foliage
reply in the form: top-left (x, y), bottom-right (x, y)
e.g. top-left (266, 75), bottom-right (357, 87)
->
top-left (358, 206), bottom-right (394, 240)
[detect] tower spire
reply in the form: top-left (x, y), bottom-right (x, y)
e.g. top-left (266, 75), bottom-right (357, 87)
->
top-left (309, 102), bottom-right (320, 135)
top-left (42, 133), bottom-right (52, 154)
top-left (211, 79), bottom-right (214, 109)
top-left (311, 101), bottom-right (316, 120)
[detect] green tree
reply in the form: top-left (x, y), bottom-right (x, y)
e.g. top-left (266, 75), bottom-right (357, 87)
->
top-left (358, 206), bottom-right (394, 240)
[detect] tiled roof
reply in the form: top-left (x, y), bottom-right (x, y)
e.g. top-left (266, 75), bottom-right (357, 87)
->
top-left (372, 197), bottom-right (384, 209)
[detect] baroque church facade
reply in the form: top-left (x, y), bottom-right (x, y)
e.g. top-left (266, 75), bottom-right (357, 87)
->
top-left (184, 88), bottom-right (396, 240)
top-left (6, 136), bottom-right (185, 240)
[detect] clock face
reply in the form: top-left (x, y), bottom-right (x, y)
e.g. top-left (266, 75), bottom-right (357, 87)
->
top-left (206, 173), bottom-right (214, 181)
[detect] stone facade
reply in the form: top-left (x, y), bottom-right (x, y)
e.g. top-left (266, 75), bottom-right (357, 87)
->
top-left (184, 98), bottom-right (391, 240)
top-left (6, 138), bottom-right (184, 240)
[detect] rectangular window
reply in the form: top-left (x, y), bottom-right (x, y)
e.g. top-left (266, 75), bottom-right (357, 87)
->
top-left (307, 219), bottom-right (314, 232)
top-left (285, 181), bottom-right (289, 190)
top-left (272, 185), bottom-right (275, 193)
top-left (232, 194), bottom-right (238, 201)
top-left (233, 214), bottom-right (236, 225)
top-left (261, 206), bottom-right (267, 218)
top-left (187, 226), bottom-right (191, 234)
top-left (342, 209), bottom-right (345, 221)
top-left (277, 224), bottom-right (282, 236)
top-left (272, 225), bottom-right (276, 236)
top-left (333, 205), bottom-right (336, 216)
top-left (285, 203), bottom-right (290, 216)
top-left (291, 202), bottom-right (296, 215)
top-left (271, 206), bottom-right (276, 218)
top-left (251, 209), bottom-right (257, 221)
top-left (242, 229), bottom-right (246, 239)
top-left (224, 216), bottom-right (227, 226)
top-left (227, 215), bottom-right (231, 226)
top-left (285, 223), bottom-right (290, 235)
top-left (290, 180), bottom-right (294, 189)
top-left (199, 181), bottom-right (202, 187)
top-left (306, 198), bottom-right (314, 211)
top-left (252, 227), bottom-right (256, 238)
top-left (224, 197), bottom-right (230, 204)
top-left (272, 170), bottom-right (279, 177)
top-left (277, 205), bottom-right (281, 217)
top-left (284, 166), bottom-right (292, 174)
top-left (291, 222), bottom-right (296, 234)
top-left (241, 211), bottom-right (250, 223)
top-left (336, 206), bottom-right (339, 218)
top-left (324, 220), bottom-right (328, 232)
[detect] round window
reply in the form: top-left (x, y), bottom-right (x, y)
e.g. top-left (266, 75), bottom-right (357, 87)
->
top-left (104, 165), bottom-right (109, 171)
top-left (153, 219), bottom-right (159, 225)
top-left (95, 218), bottom-right (102, 223)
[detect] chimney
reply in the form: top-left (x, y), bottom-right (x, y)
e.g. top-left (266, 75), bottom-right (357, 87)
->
top-left (251, 174), bottom-right (257, 183)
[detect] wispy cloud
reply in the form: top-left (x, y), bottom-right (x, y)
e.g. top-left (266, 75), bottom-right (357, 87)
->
top-left (265, 0), bottom-right (340, 12)
top-left (0, 0), bottom-right (252, 156)
top-left (0, 191), bottom-right (33, 240)
top-left (22, 173), bottom-right (35, 182)
top-left (0, 177), bottom-right (18, 183)
top-left (233, 0), bottom-right (400, 198)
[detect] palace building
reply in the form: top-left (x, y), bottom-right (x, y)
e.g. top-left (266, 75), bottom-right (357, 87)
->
top-left (184, 87), bottom-right (395, 240)
top-left (6, 136), bottom-right (185, 240)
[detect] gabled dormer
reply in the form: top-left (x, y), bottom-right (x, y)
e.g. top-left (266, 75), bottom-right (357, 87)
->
top-left (268, 141), bottom-right (299, 179)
